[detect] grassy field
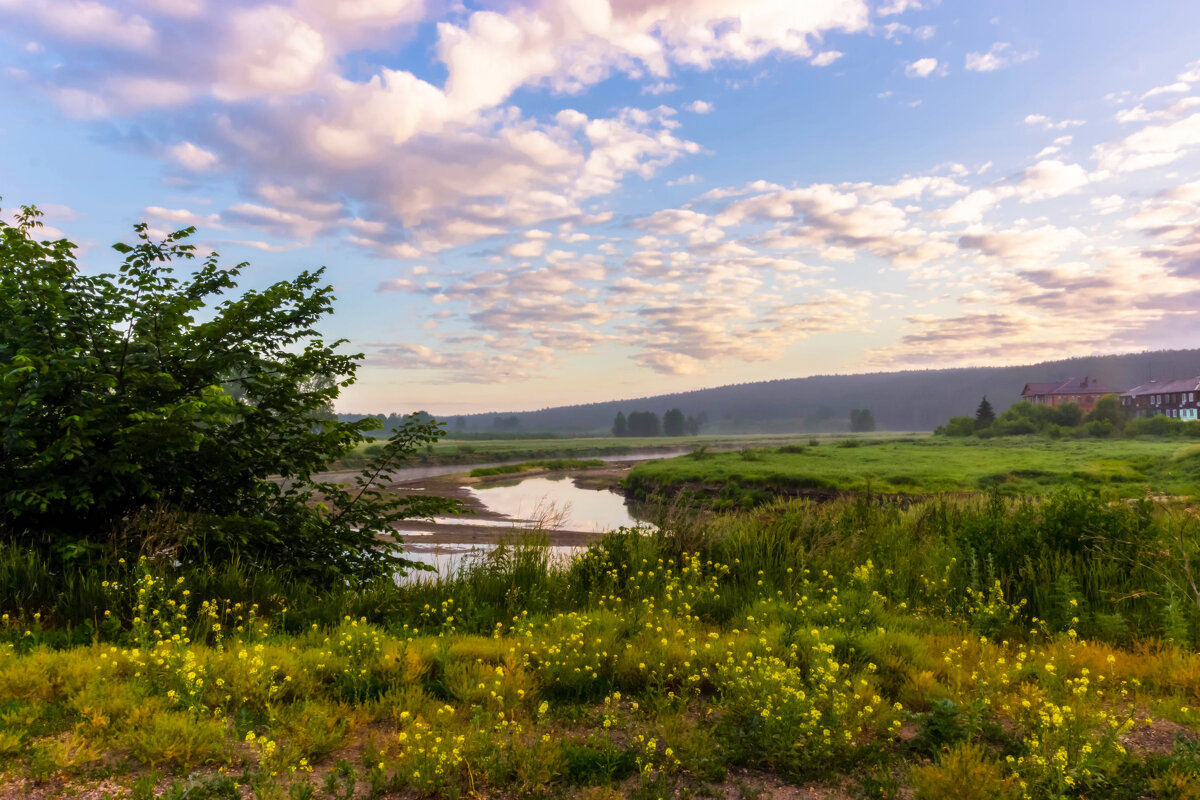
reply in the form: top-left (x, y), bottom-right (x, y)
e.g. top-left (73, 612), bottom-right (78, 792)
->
top-left (625, 436), bottom-right (1200, 503)
top-left (5, 493), bottom-right (1200, 798)
top-left (337, 431), bottom-right (924, 469)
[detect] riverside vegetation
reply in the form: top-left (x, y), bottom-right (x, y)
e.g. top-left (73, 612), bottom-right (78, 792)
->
top-left (5, 493), bottom-right (1200, 799)
top-left (624, 437), bottom-right (1200, 510)
top-left (6, 207), bottom-right (1200, 799)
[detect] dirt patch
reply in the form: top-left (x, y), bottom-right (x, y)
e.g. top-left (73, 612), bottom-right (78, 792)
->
top-left (1121, 717), bottom-right (1200, 755)
top-left (708, 770), bottom-right (855, 800)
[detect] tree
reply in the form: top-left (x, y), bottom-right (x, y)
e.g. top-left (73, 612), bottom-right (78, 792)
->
top-left (612, 411), bottom-right (627, 437)
top-left (662, 408), bottom-right (685, 436)
top-left (1051, 402), bottom-right (1083, 428)
top-left (0, 205), bottom-right (457, 581)
top-left (626, 411), bottom-right (660, 437)
top-left (1086, 394), bottom-right (1126, 430)
top-left (849, 408), bottom-right (876, 432)
top-left (974, 396), bottom-right (996, 429)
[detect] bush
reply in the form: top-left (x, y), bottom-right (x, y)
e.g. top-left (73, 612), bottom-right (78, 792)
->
top-left (0, 204), bottom-right (456, 582)
top-left (910, 742), bottom-right (1020, 800)
top-left (942, 417), bottom-right (976, 437)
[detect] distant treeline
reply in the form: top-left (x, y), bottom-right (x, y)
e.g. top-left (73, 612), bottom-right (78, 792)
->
top-left (339, 348), bottom-right (1200, 435)
top-left (611, 408), bottom-right (706, 437)
top-left (940, 395), bottom-right (1200, 439)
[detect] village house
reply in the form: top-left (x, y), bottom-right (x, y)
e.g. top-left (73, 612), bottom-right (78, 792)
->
top-left (1019, 377), bottom-right (1121, 414)
top-left (1120, 377), bottom-right (1200, 420)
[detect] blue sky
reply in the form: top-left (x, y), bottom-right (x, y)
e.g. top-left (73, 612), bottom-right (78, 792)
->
top-left (3, 0), bottom-right (1200, 414)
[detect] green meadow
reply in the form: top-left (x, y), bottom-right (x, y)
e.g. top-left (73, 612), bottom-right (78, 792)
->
top-left (625, 437), bottom-right (1200, 504)
top-left (341, 432), bottom-right (920, 468)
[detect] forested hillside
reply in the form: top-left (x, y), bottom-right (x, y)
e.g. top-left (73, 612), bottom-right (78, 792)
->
top-left (348, 349), bottom-right (1200, 434)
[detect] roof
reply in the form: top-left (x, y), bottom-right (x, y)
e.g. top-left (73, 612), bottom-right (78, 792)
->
top-left (1020, 377), bottom-right (1121, 397)
top-left (1120, 376), bottom-right (1200, 397)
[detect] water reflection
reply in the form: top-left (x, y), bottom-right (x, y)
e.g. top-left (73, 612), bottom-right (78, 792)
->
top-left (467, 476), bottom-right (647, 532)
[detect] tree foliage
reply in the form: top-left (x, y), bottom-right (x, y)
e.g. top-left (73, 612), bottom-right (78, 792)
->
top-left (0, 205), bottom-right (457, 581)
top-left (662, 408), bottom-right (685, 436)
top-left (626, 411), bottom-right (661, 437)
top-left (849, 408), bottom-right (876, 432)
top-left (612, 411), bottom-right (627, 437)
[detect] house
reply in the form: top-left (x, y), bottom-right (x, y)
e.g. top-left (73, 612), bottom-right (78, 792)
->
top-left (1019, 377), bottom-right (1121, 414)
top-left (1120, 377), bottom-right (1200, 420)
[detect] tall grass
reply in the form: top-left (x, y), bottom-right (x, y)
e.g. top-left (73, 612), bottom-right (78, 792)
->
top-left (4, 489), bottom-right (1198, 649)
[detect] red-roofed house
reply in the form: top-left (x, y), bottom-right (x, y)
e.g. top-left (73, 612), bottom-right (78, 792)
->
top-left (1019, 377), bottom-right (1120, 414)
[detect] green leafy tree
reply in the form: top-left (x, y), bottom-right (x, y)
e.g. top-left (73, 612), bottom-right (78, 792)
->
top-left (662, 408), bottom-right (686, 436)
top-left (612, 411), bottom-right (627, 437)
top-left (1086, 394), bottom-right (1126, 430)
top-left (849, 408), bottom-right (876, 432)
top-left (627, 411), bottom-right (660, 437)
top-left (1051, 402), bottom-right (1083, 428)
top-left (0, 204), bottom-right (457, 581)
top-left (974, 396), bottom-right (996, 429)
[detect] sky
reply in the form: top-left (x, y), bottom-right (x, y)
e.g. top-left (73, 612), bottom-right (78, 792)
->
top-left (3, 1), bottom-right (1200, 414)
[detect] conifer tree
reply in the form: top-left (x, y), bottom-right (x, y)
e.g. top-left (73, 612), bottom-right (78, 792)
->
top-left (975, 396), bottom-right (996, 429)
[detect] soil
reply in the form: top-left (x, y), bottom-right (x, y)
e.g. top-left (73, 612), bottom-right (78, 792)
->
top-left (1121, 716), bottom-right (1200, 756)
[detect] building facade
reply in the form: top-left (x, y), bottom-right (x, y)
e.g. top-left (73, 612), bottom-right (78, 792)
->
top-left (1019, 377), bottom-right (1121, 414)
top-left (1120, 377), bottom-right (1200, 420)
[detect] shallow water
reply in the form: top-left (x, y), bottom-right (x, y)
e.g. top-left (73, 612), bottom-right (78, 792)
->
top-left (466, 475), bottom-right (647, 532)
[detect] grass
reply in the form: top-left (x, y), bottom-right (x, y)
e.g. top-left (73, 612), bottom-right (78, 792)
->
top-left (4, 490), bottom-right (1200, 797)
top-left (625, 435), bottom-right (1200, 504)
top-left (337, 432), bottom-right (923, 470)
top-left (468, 458), bottom-right (605, 477)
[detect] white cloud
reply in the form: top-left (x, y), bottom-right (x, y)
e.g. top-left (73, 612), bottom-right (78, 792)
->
top-left (1090, 195), bottom-right (1125, 215)
top-left (957, 223), bottom-right (1086, 261)
top-left (685, 100), bottom-right (714, 113)
top-left (167, 141), bottom-right (219, 171)
top-left (143, 205), bottom-right (221, 229)
top-left (1023, 113), bottom-right (1085, 130)
top-left (965, 42), bottom-right (1037, 72)
top-left (3, 0), bottom-right (157, 50)
top-left (1094, 112), bottom-right (1200, 172)
top-left (641, 81), bottom-right (678, 95)
top-left (811, 50), bottom-right (844, 67)
top-left (904, 57), bottom-right (939, 78)
top-left (878, 0), bottom-right (926, 15)
top-left (1143, 81), bottom-right (1190, 99)
top-left (1013, 159), bottom-right (1090, 201)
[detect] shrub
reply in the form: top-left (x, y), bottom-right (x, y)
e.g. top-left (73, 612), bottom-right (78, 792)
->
top-left (942, 417), bottom-right (976, 437)
top-left (910, 742), bottom-right (1020, 800)
top-left (0, 204), bottom-right (457, 582)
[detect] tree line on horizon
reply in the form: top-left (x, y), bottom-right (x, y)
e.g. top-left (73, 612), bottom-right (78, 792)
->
top-left (366, 349), bottom-right (1200, 434)
top-left (612, 409), bottom-right (706, 437)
